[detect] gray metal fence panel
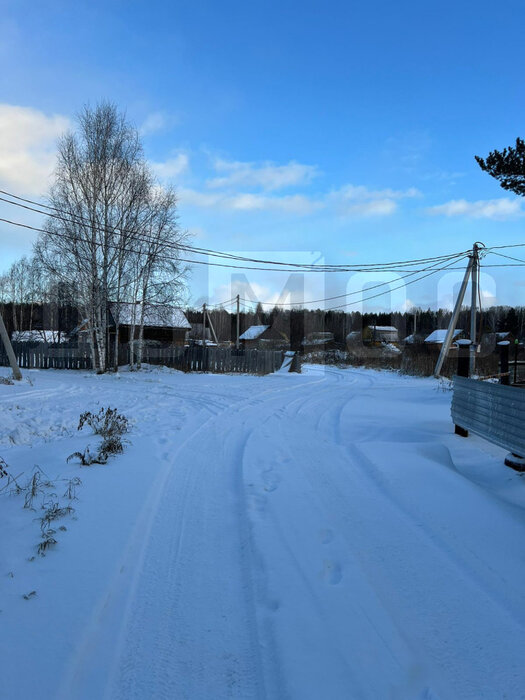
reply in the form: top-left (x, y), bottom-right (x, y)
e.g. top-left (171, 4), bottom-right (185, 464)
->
top-left (451, 376), bottom-right (525, 456)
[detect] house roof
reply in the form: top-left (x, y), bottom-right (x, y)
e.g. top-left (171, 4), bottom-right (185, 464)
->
top-left (424, 328), bottom-right (462, 344)
top-left (368, 325), bottom-right (398, 332)
top-left (239, 325), bottom-right (270, 341)
top-left (110, 303), bottom-right (191, 330)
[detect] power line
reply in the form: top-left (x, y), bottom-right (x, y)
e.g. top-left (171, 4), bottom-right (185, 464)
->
top-left (486, 242), bottom-right (525, 252)
top-left (325, 255), bottom-right (469, 311)
top-left (237, 253), bottom-right (469, 307)
top-left (487, 250), bottom-right (525, 265)
top-left (0, 188), bottom-right (472, 272)
top-left (0, 214), bottom-right (477, 275)
top-left (206, 297), bottom-right (237, 309)
top-left (237, 255), bottom-right (469, 312)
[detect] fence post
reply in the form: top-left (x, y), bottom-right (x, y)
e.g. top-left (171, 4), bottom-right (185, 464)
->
top-left (498, 341), bottom-right (510, 385)
top-left (454, 339), bottom-right (471, 437)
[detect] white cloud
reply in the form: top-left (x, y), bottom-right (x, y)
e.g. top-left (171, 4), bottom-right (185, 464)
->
top-left (150, 153), bottom-right (189, 180)
top-left (328, 184), bottom-right (420, 217)
top-left (140, 110), bottom-right (180, 136)
top-left (207, 158), bottom-right (319, 191)
top-left (140, 111), bottom-right (168, 135)
top-left (179, 180), bottom-right (420, 218)
top-left (426, 198), bottom-right (523, 220)
top-left (0, 104), bottom-right (69, 196)
top-left (179, 188), bottom-right (321, 215)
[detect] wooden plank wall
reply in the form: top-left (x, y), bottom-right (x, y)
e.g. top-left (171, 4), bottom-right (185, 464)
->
top-left (0, 343), bottom-right (284, 375)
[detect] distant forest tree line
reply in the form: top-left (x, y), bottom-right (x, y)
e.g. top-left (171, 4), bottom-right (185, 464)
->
top-left (2, 282), bottom-right (523, 353)
top-left (189, 304), bottom-right (525, 350)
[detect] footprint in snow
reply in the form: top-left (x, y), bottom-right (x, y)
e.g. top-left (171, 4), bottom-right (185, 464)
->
top-left (263, 469), bottom-right (280, 492)
top-left (319, 528), bottom-right (334, 544)
top-left (322, 559), bottom-right (342, 585)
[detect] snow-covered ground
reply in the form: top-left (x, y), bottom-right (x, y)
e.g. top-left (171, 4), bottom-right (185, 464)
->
top-left (1, 364), bottom-right (525, 699)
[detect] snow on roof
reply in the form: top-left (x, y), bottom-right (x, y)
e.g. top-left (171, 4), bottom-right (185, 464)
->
top-left (111, 303), bottom-right (191, 329)
top-left (425, 328), bottom-right (462, 343)
top-left (239, 325), bottom-right (269, 341)
top-left (368, 326), bottom-right (398, 332)
top-left (11, 330), bottom-right (67, 343)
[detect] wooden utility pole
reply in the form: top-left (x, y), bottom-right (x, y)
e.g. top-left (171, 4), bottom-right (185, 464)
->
top-left (434, 242), bottom-right (482, 378)
top-left (206, 307), bottom-right (219, 345)
top-left (236, 294), bottom-right (240, 349)
top-left (202, 303), bottom-right (207, 347)
top-left (469, 243), bottom-right (480, 376)
top-left (434, 251), bottom-right (474, 377)
top-left (0, 311), bottom-right (22, 380)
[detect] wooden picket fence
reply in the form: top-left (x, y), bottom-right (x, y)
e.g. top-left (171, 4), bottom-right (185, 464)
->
top-left (128, 345), bottom-right (284, 375)
top-left (0, 342), bottom-right (284, 375)
top-left (0, 343), bottom-right (92, 370)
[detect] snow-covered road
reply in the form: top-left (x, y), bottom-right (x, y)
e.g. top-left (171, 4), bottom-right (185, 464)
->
top-left (2, 365), bottom-right (525, 699)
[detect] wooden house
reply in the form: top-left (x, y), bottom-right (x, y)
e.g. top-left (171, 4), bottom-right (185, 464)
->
top-left (424, 328), bottom-right (464, 350)
top-left (239, 325), bottom-right (289, 350)
top-left (364, 326), bottom-right (399, 344)
top-left (110, 303), bottom-right (191, 346)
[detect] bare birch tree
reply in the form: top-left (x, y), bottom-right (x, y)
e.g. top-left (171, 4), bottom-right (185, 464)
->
top-left (126, 186), bottom-right (188, 369)
top-left (36, 102), bottom-right (185, 372)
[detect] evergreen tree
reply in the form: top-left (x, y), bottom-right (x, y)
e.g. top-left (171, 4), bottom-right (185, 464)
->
top-left (475, 137), bottom-right (525, 196)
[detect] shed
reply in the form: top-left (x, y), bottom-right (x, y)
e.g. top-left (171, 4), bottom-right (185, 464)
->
top-left (424, 329), bottom-right (463, 348)
top-left (239, 325), bottom-right (288, 349)
top-left (302, 331), bottom-right (336, 353)
top-left (365, 326), bottom-right (399, 343)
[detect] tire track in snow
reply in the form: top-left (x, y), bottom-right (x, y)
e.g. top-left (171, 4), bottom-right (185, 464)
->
top-left (277, 378), bottom-right (525, 698)
top-left (59, 372), bottom-right (327, 699)
top-left (239, 373), bottom-right (429, 699)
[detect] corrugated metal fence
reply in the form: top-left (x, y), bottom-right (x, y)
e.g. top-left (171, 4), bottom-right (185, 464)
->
top-left (0, 342), bottom-right (284, 375)
top-left (451, 376), bottom-right (525, 456)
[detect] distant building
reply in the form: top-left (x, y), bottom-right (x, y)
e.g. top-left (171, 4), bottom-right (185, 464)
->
top-left (403, 333), bottom-right (424, 345)
top-left (365, 326), bottom-right (399, 343)
top-left (302, 331), bottom-right (336, 353)
top-left (239, 325), bottom-right (288, 349)
top-left (188, 323), bottom-right (213, 345)
top-left (345, 330), bottom-right (362, 348)
top-left (110, 303), bottom-right (191, 346)
top-left (424, 328), bottom-right (463, 350)
top-left (479, 331), bottom-right (515, 353)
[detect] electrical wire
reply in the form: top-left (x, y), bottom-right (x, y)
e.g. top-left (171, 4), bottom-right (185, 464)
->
top-left (237, 253), bottom-right (469, 307)
top-left (487, 250), bottom-right (525, 265)
top-left (0, 214), bottom-right (479, 275)
top-left (0, 188), bottom-right (472, 272)
top-left (233, 255), bottom-right (469, 312)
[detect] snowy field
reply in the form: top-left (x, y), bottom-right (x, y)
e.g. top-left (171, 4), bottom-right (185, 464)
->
top-left (1, 364), bottom-right (525, 700)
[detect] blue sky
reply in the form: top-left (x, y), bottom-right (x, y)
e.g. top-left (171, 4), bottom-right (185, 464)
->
top-left (0, 0), bottom-right (524, 311)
